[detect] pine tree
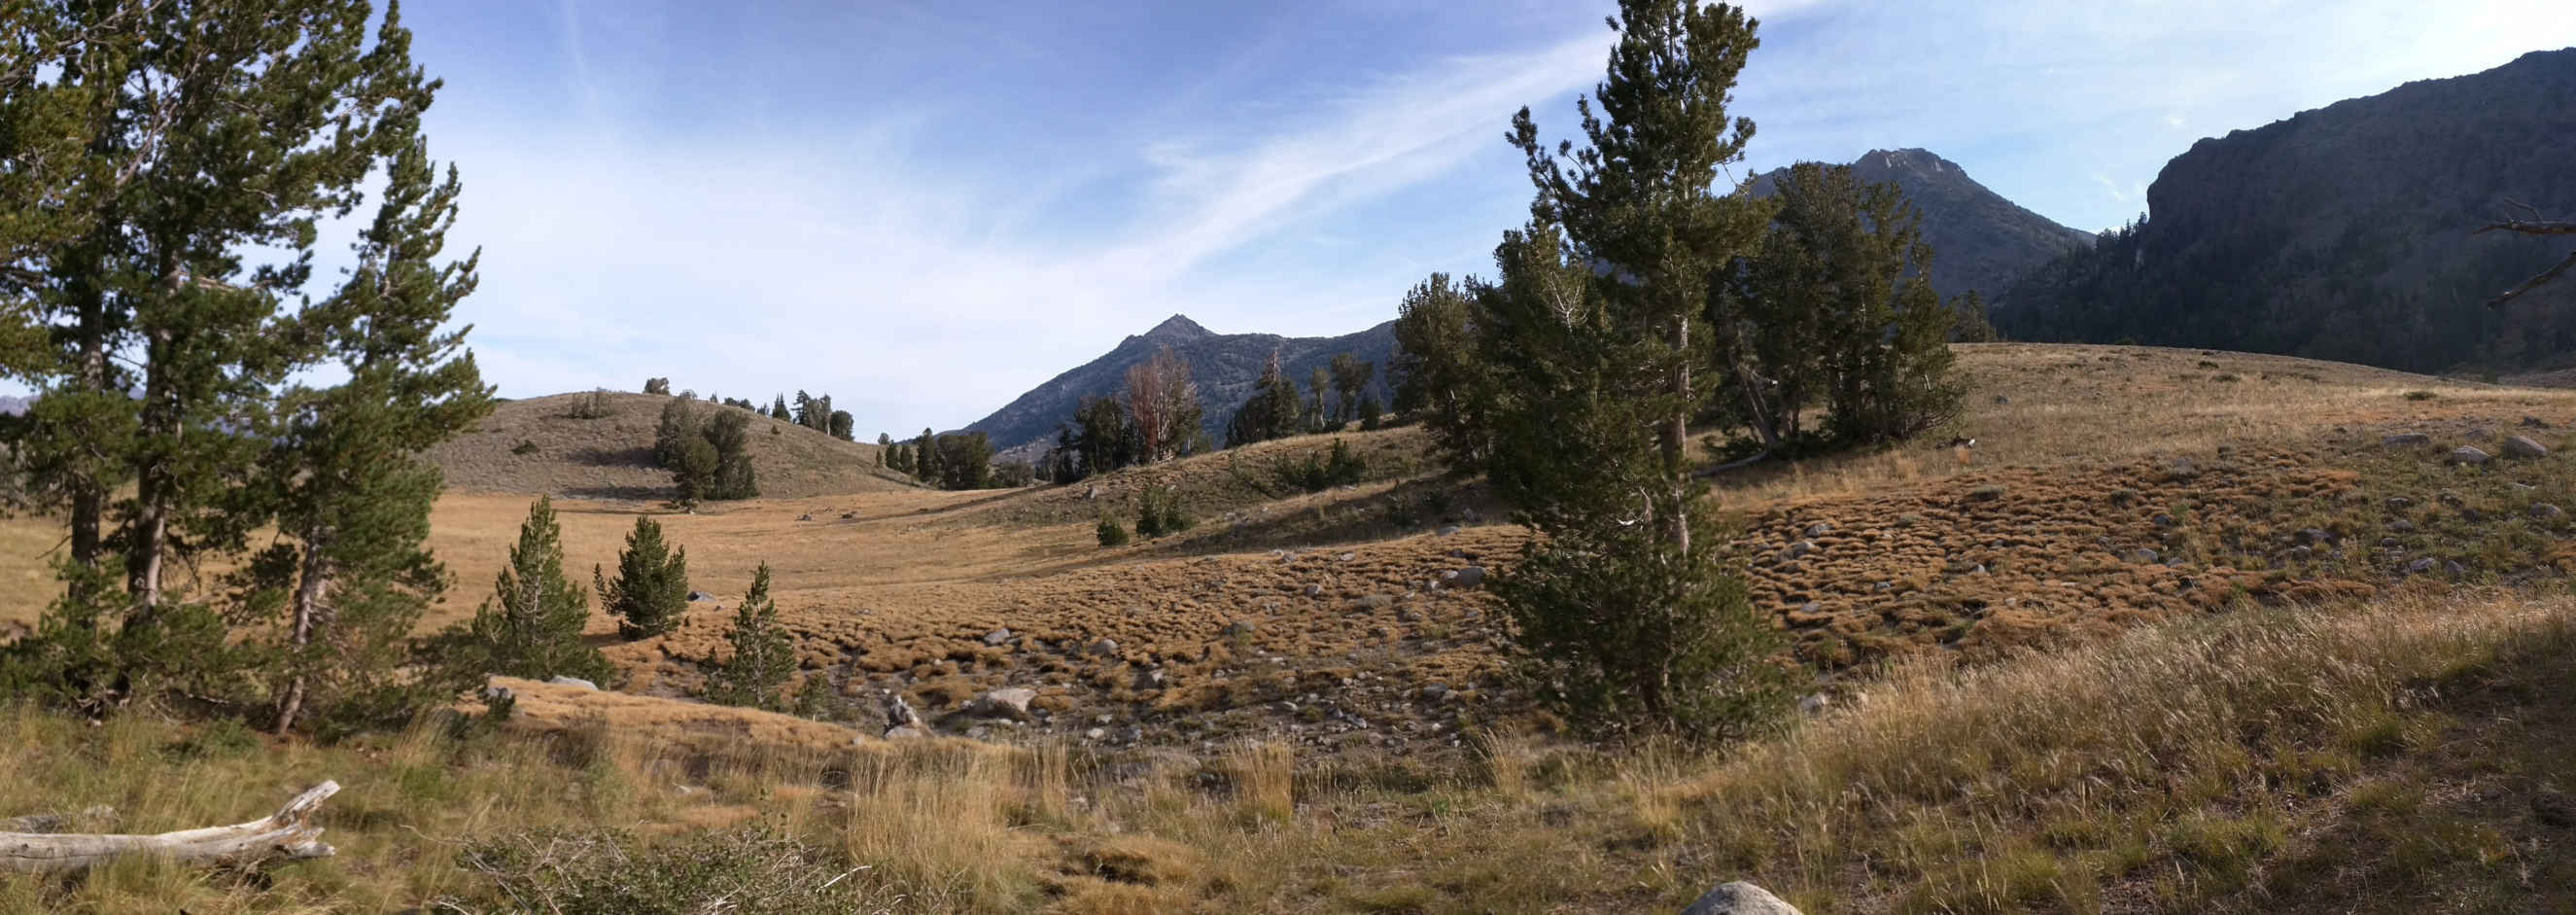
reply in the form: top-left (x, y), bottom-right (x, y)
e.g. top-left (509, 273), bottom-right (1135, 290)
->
top-left (828, 409), bottom-right (853, 440)
top-left (8, 0), bottom-right (437, 633)
top-left (1329, 353), bottom-right (1375, 425)
top-left (769, 395), bottom-right (790, 421)
top-left (1073, 396), bottom-right (1137, 474)
top-left (262, 121), bottom-right (494, 736)
top-left (452, 497), bottom-right (614, 686)
top-left (699, 563), bottom-right (795, 710)
top-left (1478, 0), bottom-right (1789, 739)
top-left (1305, 366), bottom-right (1334, 433)
top-left (1949, 289), bottom-right (1999, 343)
top-left (1225, 350), bottom-right (1304, 447)
top-left (653, 396), bottom-right (704, 468)
top-left (703, 409), bottom-right (758, 500)
top-left (914, 427), bottom-right (940, 484)
top-left (1392, 273), bottom-right (1490, 460)
top-left (594, 516), bottom-right (690, 640)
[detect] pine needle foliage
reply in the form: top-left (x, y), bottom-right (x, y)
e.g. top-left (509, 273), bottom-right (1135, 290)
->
top-left (700, 563), bottom-right (796, 711)
top-left (595, 516), bottom-right (690, 640)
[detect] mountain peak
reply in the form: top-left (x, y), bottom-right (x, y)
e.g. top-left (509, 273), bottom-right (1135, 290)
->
top-left (1862, 148), bottom-right (1961, 178)
top-left (1139, 314), bottom-right (1213, 341)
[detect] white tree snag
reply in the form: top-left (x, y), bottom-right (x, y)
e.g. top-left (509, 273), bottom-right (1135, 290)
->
top-left (2478, 215), bottom-right (2576, 308)
top-left (0, 781), bottom-right (340, 873)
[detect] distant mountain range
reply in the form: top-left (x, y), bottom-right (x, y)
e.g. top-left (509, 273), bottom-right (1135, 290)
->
top-left (961, 315), bottom-right (1395, 462)
top-left (1751, 148), bottom-right (2094, 301)
top-left (1996, 48), bottom-right (2576, 372)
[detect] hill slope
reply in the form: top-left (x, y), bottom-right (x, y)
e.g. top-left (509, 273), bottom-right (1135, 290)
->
top-left (1996, 48), bottom-right (2576, 372)
top-left (1750, 148), bottom-right (2094, 300)
top-left (424, 391), bottom-right (915, 500)
top-left (960, 314), bottom-right (1395, 461)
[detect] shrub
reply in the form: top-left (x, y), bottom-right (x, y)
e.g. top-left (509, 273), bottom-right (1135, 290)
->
top-left (2404, 390), bottom-right (2439, 401)
top-left (567, 388), bottom-right (612, 419)
top-left (448, 827), bottom-right (876, 914)
top-left (1271, 439), bottom-right (1367, 493)
top-left (1495, 509), bottom-right (1792, 742)
top-left (1097, 516), bottom-right (1131, 546)
top-left (1134, 483), bottom-right (1193, 539)
top-left (643, 377), bottom-right (671, 395)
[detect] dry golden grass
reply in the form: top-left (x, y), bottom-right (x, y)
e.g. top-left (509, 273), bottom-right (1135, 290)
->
top-left (10, 587), bottom-right (2574, 912)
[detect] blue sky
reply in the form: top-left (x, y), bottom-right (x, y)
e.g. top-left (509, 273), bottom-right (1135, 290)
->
top-left (388, 0), bottom-right (2572, 435)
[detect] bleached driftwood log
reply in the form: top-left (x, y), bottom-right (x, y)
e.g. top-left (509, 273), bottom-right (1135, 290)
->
top-left (0, 781), bottom-right (339, 873)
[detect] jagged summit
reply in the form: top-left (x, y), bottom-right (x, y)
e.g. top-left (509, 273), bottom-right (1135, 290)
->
top-left (1134, 313), bottom-right (1214, 342)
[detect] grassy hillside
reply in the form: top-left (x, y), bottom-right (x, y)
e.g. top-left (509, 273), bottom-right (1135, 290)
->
top-left (424, 391), bottom-right (918, 500)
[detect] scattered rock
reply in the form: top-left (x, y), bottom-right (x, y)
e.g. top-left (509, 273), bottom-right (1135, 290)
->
top-left (2289, 545), bottom-right (2313, 562)
top-left (2447, 560), bottom-right (2469, 578)
top-left (2297, 528), bottom-right (2334, 545)
top-left (2389, 519), bottom-right (2418, 533)
top-left (2537, 503), bottom-right (2567, 520)
top-left (1420, 685), bottom-right (1450, 702)
top-left (1304, 583), bottom-right (1325, 597)
top-left (1339, 552), bottom-right (1356, 562)
top-left (2449, 445), bottom-right (2491, 466)
top-left (1086, 727), bottom-right (1107, 741)
top-left (2465, 428), bottom-right (2493, 441)
top-left (1084, 484), bottom-right (1099, 500)
top-left (2406, 557), bottom-right (2439, 576)
top-left (969, 687), bottom-right (1037, 721)
top-left (1993, 395), bottom-right (2010, 405)
top-left (883, 725), bottom-right (926, 740)
top-left (1802, 521), bottom-right (1833, 539)
top-left (2384, 433), bottom-right (2432, 448)
top-left (1133, 668), bottom-right (1166, 690)
top-left (1682, 881), bottom-right (1804, 915)
top-left (1444, 565), bottom-right (1487, 589)
top-left (1785, 540), bottom-right (1817, 560)
top-left (2523, 416), bottom-right (2554, 429)
top-left (2125, 547), bottom-right (2160, 564)
top-left (1797, 693), bottom-right (1830, 717)
top-left (796, 512), bottom-right (814, 521)
top-left (2385, 497), bottom-right (2413, 510)
top-left (982, 628), bottom-right (1012, 647)
top-left (1087, 638), bottom-right (1119, 657)
top-left (2152, 513), bottom-right (2177, 528)
top-left (1438, 525), bottom-right (1462, 537)
top-left (2504, 435), bottom-right (2551, 459)
top-left (884, 690), bottom-right (922, 729)
top-left (2513, 481), bottom-right (2540, 491)
top-left (547, 676), bottom-right (598, 691)
top-left (1222, 620), bottom-right (1257, 638)
top-left (687, 590), bottom-right (716, 603)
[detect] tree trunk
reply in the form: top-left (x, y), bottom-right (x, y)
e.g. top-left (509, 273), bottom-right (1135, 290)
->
top-left (273, 529), bottom-right (332, 735)
top-left (0, 782), bottom-right (340, 873)
top-left (1665, 314), bottom-right (1691, 554)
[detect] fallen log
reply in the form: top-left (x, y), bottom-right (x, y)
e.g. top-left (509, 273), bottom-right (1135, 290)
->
top-left (0, 781), bottom-right (339, 873)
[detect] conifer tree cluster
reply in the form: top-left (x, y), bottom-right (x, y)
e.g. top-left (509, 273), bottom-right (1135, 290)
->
top-left (653, 398), bottom-right (757, 505)
top-left (1042, 345), bottom-right (1207, 481)
top-left (1224, 351), bottom-right (1305, 447)
top-left (888, 427), bottom-right (1002, 490)
top-left (0, 2), bottom-right (505, 735)
top-left (1389, 0), bottom-right (1967, 739)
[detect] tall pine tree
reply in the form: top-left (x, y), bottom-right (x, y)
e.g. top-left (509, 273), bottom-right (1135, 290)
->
top-left (263, 114), bottom-right (494, 734)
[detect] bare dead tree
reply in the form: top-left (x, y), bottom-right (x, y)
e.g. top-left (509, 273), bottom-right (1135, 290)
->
top-left (2478, 201), bottom-right (2576, 308)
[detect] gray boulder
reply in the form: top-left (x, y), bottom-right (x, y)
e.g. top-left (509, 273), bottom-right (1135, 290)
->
top-left (1444, 566), bottom-right (1488, 589)
top-left (1087, 638), bottom-right (1120, 657)
top-left (1682, 881), bottom-right (1803, 915)
top-left (547, 676), bottom-right (599, 691)
top-left (2534, 503), bottom-right (2566, 520)
top-left (2449, 445), bottom-right (2491, 466)
top-left (2384, 433), bottom-right (2432, 447)
top-left (970, 687), bottom-right (1037, 721)
top-left (687, 590), bottom-right (716, 603)
top-left (982, 628), bottom-right (1012, 647)
top-left (2504, 435), bottom-right (2551, 459)
top-left (1785, 540), bottom-right (1817, 560)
